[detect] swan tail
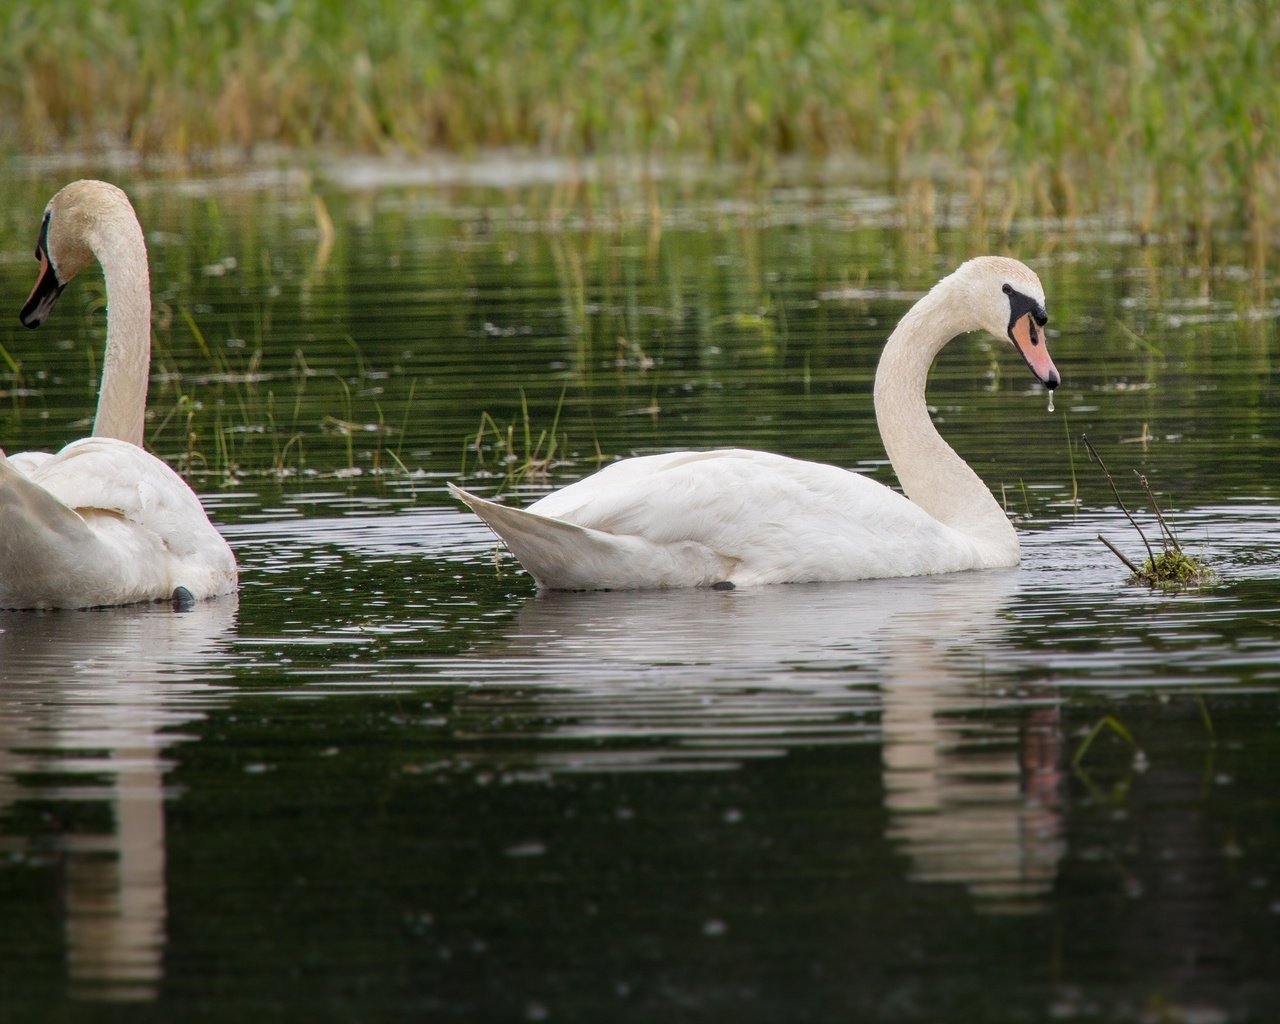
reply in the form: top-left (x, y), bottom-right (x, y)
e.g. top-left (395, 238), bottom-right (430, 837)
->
top-left (449, 483), bottom-right (736, 590)
top-left (450, 483), bottom-right (609, 588)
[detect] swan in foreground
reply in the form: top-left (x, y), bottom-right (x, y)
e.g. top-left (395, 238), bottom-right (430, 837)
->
top-left (451, 256), bottom-right (1060, 590)
top-left (1, 179), bottom-right (238, 609)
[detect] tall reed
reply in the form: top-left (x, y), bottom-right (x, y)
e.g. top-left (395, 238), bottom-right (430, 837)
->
top-left (3, 0), bottom-right (1276, 227)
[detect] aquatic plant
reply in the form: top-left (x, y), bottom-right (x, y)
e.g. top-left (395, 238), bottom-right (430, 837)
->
top-left (461, 385), bottom-right (572, 487)
top-left (1071, 714), bottom-right (1143, 773)
top-left (0, 341), bottom-right (24, 412)
top-left (1083, 434), bottom-right (1216, 591)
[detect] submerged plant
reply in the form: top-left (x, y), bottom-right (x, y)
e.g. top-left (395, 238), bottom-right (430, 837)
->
top-left (1072, 714), bottom-right (1144, 773)
top-left (461, 385), bottom-right (571, 487)
top-left (1083, 434), bottom-right (1216, 591)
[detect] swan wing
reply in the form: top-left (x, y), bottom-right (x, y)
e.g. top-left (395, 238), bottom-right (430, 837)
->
top-left (456, 449), bottom-right (995, 590)
top-left (1, 439), bottom-right (237, 609)
top-left (1, 450), bottom-right (138, 609)
top-left (3, 450), bottom-right (54, 476)
top-left (30, 439), bottom-right (218, 556)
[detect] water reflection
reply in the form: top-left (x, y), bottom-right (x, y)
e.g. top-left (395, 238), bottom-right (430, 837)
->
top-left (447, 567), bottom-right (1065, 911)
top-left (883, 686), bottom-right (1063, 911)
top-left (0, 599), bottom-right (237, 1000)
top-left (222, 501), bottom-right (1067, 912)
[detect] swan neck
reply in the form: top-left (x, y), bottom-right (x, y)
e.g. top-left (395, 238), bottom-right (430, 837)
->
top-left (91, 216), bottom-right (151, 447)
top-left (873, 284), bottom-right (1017, 555)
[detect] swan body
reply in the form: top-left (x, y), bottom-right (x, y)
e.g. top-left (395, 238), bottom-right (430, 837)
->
top-left (2, 179), bottom-right (237, 610)
top-left (452, 256), bottom-right (1060, 591)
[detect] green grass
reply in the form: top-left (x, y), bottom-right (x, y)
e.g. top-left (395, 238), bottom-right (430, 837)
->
top-left (1133, 547), bottom-right (1217, 591)
top-left (460, 384), bottom-right (573, 489)
top-left (4, 0), bottom-right (1278, 227)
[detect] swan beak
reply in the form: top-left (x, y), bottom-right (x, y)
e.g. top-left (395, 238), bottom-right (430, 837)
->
top-left (1010, 313), bottom-right (1060, 390)
top-left (19, 250), bottom-right (64, 329)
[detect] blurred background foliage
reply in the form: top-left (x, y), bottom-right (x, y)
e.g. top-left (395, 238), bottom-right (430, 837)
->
top-left (3, 0), bottom-right (1277, 229)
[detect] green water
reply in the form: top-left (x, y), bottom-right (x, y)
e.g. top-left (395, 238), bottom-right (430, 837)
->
top-left (0, 157), bottom-right (1277, 1021)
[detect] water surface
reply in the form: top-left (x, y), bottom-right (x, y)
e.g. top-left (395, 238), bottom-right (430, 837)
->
top-left (0, 157), bottom-right (1277, 1021)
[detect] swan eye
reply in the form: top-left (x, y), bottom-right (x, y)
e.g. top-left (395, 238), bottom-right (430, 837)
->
top-left (1005, 284), bottom-right (1051, 350)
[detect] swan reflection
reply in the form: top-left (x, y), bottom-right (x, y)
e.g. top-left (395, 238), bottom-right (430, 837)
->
top-left (0, 598), bottom-right (237, 1000)
top-left (456, 568), bottom-right (1064, 909)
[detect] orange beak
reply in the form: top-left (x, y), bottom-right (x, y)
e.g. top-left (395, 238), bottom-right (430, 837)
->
top-left (1010, 313), bottom-right (1059, 390)
top-left (19, 213), bottom-right (65, 329)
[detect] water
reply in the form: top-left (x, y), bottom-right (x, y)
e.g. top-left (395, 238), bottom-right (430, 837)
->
top-left (0, 157), bottom-right (1278, 1020)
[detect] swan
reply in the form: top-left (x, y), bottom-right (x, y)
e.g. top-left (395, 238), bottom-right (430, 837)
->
top-left (450, 256), bottom-right (1060, 591)
top-left (1, 179), bottom-right (238, 610)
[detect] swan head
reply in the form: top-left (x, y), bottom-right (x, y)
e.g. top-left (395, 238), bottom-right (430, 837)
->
top-left (19, 180), bottom-right (136, 329)
top-left (947, 256), bottom-right (1060, 391)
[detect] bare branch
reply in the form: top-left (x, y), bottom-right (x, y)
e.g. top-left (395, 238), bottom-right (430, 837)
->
top-left (1135, 471), bottom-right (1181, 552)
top-left (1098, 533), bottom-right (1142, 576)
top-left (1082, 434), bottom-right (1156, 568)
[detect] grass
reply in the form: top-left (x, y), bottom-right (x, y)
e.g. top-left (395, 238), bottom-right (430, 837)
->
top-left (1062, 412), bottom-right (1079, 509)
top-left (4, 0), bottom-right (1279, 228)
top-left (461, 385), bottom-right (573, 489)
top-left (1071, 696), bottom-right (1217, 794)
top-left (1071, 714), bottom-right (1142, 773)
top-left (141, 299), bottom-right (394, 483)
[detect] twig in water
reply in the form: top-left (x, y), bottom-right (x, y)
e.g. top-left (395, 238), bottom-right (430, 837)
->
top-left (1136, 471), bottom-right (1180, 550)
top-left (1082, 434), bottom-right (1156, 567)
top-left (1097, 534), bottom-right (1141, 576)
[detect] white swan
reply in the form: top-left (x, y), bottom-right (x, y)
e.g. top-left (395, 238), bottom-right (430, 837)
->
top-left (451, 256), bottom-right (1060, 590)
top-left (1, 179), bottom-right (238, 610)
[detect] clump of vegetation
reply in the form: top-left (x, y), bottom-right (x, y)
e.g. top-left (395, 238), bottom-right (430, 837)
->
top-left (1083, 435), bottom-right (1216, 591)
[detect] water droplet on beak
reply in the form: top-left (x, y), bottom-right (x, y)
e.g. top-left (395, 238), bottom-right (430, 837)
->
top-left (1046, 391), bottom-right (1056, 413)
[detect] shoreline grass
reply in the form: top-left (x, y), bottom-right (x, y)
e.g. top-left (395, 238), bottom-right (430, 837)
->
top-left (4, 1), bottom-right (1278, 228)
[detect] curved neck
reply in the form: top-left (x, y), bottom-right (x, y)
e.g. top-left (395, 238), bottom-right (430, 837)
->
top-left (872, 285), bottom-right (1017, 557)
top-left (91, 213), bottom-right (151, 447)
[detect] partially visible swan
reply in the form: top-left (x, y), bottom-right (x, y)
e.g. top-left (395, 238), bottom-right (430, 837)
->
top-left (451, 256), bottom-right (1060, 591)
top-left (1, 179), bottom-right (238, 610)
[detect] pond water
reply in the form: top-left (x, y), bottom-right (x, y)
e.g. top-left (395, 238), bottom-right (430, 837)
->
top-left (0, 156), bottom-right (1277, 1021)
